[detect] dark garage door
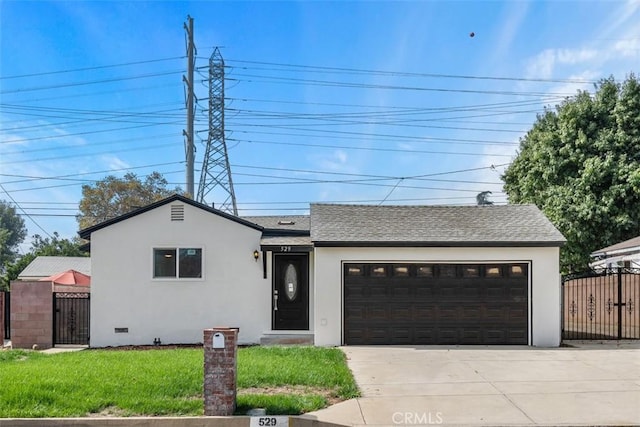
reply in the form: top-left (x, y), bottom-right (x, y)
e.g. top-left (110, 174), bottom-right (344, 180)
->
top-left (344, 263), bottom-right (528, 345)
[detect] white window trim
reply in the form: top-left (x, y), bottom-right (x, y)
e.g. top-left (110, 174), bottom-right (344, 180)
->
top-left (151, 246), bottom-right (205, 281)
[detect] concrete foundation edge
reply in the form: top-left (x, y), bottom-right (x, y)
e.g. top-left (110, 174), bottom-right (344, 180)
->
top-left (0, 417), bottom-right (348, 427)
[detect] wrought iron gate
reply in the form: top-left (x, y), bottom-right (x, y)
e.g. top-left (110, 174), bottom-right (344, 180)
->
top-left (53, 292), bottom-right (90, 345)
top-left (562, 268), bottom-right (639, 340)
top-left (2, 291), bottom-right (9, 339)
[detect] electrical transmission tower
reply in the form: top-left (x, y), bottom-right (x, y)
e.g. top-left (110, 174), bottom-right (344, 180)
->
top-left (197, 47), bottom-right (238, 215)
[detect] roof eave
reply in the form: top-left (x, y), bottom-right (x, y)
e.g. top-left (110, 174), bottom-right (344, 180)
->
top-left (312, 240), bottom-right (566, 248)
top-left (78, 194), bottom-right (263, 240)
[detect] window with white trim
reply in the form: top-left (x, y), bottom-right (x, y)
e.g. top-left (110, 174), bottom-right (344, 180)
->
top-left (153, 247), bottom-right (202, 279)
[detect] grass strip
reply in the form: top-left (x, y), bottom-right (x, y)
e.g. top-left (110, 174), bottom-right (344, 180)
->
top-left (0, 346), bottom-right (358, 417)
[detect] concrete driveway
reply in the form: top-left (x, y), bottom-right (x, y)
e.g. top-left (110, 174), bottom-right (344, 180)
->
top-left (305, 343), bottom-right (640, 426)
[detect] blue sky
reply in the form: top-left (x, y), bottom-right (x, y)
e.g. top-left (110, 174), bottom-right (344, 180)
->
top-left (1, 0), bottom-right (639, 250)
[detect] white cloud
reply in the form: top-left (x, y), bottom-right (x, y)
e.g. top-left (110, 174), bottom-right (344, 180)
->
top-left (490, 1), bottom-right (530, 65)
top-left (334, 149), bottom-right (348, 164)
top-left (526, 48), bottom-right (599, 79)
top-left (101, 155), bottom-right (130, 171)
top-left (556, 48), bottom-right (599, 64)
top-left (0, 132), bottom-right (28, 146)
top-left (315, 149), bottom-right (349, 172)
top-left (614, 38), bottom-right (640, 57)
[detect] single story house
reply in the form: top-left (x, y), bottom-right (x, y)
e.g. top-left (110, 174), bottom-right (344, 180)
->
top-left (18, 256), bottom-right (91, 281)
top-left (590, 236), bottom-right (640, 269)
top-left (79, 194), bottom-right (565, 348)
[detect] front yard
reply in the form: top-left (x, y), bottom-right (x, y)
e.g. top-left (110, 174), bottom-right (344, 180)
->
top-left (0, 346), bottom-right (359, 417)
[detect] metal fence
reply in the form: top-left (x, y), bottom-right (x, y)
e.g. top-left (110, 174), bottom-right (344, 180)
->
top-left (53, 292), bottom-right (90, 345)
top-left (2, 291), bottom-right (9, 340)
top-left (562, 268), bottom-right (639, 340)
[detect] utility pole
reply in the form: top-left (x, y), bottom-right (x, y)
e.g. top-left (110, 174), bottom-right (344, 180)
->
top-left (197, 47), bottom-right (238, 215)
top-left (183, 15), bottom-right (196, 198)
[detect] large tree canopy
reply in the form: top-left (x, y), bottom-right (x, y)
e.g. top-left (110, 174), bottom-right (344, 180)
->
top-left (77, 172), bottom-right (181, 230)
top-left (503, 75), bottom-right (640, 271)
top-left (0, 200), bottom-right (27, 270)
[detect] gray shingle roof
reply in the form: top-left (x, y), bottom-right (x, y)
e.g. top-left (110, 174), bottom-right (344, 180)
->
top-left (592, 235), bottom-right (640, 255)
top-left (18, 256), bottom-right (91, 279)
top-left (310, 204), bottom-right (565, 246)
top-left (242, 215), bottom-right (310, 231)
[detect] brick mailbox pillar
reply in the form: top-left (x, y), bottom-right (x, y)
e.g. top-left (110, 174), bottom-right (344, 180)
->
top-left (203, 327), bottom-right (238, 416)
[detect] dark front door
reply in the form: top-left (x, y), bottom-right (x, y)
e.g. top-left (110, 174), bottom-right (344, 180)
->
top-left (273, 254), bottom-right (309, 330)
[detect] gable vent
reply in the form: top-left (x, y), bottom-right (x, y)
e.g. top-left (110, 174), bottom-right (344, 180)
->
top-left (171, 204), bottom-right (185, 221)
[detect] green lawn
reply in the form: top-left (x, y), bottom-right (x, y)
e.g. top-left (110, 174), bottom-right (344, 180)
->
top-left (0, 346), bottom-right (359, 417)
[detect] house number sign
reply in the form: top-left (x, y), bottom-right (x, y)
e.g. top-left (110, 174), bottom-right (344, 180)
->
top-left (279, 246), bottom-right (292, 252)
top-left (250, 416), bottom-right (289, 427)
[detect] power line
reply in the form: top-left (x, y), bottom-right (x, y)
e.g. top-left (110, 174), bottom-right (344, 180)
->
top-left (4, 142), bottom-right (181, 165)
top-left (0, 161), bottom-right (185, 184)
top-left (2, 82), bottom-right (184, 104)
top-left (223, 58), bottom-right (598, 84)
top-left (0, 121), bottom-right (184, 144)
top-left (229, 138), bottom-right (514, 157)
top-left (228, 73), bottom-right (576, 97)
top-left (230, 162), bottom-right (509, 180)
top-left (2, 134), bottom-right (178, 156)
top-left (1, 102), bottom-right (184, 132)
top-left (0, 183), bottom-right (52, 237)
top-left (230, 128), bottom-right (516, 146)
top-left (0, 56), bottom-right (185, 80)
top-left (0, 70), bottom-right (184, 94)
top-left (226, 94), bottom-right (567, 112)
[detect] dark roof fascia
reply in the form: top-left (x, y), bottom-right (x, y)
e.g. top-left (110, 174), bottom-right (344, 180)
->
top-left (262, 229), bottom-right (311, 237)
top-left (260, 244), bottom-right (314, 252)
top-left (78, 194), bottom-right (263, 240)
top-left (312, 240), bottom-right (566, 248)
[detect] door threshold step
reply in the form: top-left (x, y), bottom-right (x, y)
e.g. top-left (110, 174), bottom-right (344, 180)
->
top-left (260, 334), bottom-right (314, 346)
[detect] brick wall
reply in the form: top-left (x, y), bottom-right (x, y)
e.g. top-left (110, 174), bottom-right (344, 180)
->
top-left (10, 281), bottom-right (53, 349)
top-left (203, 328), bottom-right (238, 416)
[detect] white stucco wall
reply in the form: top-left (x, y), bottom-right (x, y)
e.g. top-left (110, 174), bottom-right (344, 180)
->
top-left (90, 203), bottom-right (270, 347)
top-left (313, 246), bottom-right (561, 347)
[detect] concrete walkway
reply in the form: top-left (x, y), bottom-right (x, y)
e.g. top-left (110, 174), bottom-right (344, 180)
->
top-left (305, 344), bottom-right (640, 426)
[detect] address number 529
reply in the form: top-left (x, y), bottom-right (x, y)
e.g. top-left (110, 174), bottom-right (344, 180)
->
top-left (251, 417), bottom-right (289, 427)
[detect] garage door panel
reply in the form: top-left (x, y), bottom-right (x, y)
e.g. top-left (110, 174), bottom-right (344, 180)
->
top-left (461, 329), bottom-right (483, 344)
top-left (344, 263), bottom-right (528, 345)
top-left (415, 283), bottom-right (437, 297)
top-left (390, 304), bottom-right (412, 319)
top-left (368, 285), bottom-right (388, 298)
top-left (390, 285), bottom-right (412, 298)
top-left (436, 328), bottom-right (460, 344)
top-left (345, 306), bottom-right (366, 321)
top-left (436, 281), bottom-right (458, 297)
top-left (507, 306), bottom-right (528, 321)
top-left (414, 305), bottom-right (438, 320)
top-left (391, 327), bottom-right (412, 343)
top-left (367, 305), bottom-right (388, 320)
top-left (438, 306), bottom-right (460, 320)
top-left (344, 285), bottom-right (367, 299)
top-left (461, 305), bottom-right (483, 320)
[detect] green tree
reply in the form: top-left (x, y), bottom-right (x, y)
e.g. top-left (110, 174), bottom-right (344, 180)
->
top-left (77, 171), bottom-right (181, 230)
top-left (1, 232), bottom-right (88, 290)
top-left (503, 74), bottom-right (640, 271)
top-left (0, 200), bottom-right (27, 270)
